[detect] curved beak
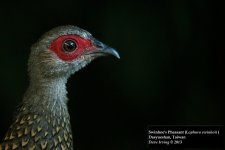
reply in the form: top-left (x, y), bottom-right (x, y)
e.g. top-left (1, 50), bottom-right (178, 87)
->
top-left (92, 39), bottom-right (120, 59)
top-left (100, 47), bottom-right (120, 59)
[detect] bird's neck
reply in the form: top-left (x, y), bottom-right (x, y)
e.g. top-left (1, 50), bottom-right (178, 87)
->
top-left (24, 77), bottom-right (68, 108)
top-left (2, 77), bottom-right (74, 149)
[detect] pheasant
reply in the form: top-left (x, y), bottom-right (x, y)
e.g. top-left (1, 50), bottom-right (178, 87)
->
top-left (0, 25), bottom-right (119, 150)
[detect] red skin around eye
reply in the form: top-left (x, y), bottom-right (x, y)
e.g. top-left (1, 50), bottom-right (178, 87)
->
top-left (49, 35), bottom-right (94, 61)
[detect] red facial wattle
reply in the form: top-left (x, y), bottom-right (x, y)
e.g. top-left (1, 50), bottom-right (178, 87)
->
top-left (49, 35), bottom-right (94, 61)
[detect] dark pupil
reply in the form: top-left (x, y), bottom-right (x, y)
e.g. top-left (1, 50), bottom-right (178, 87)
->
top-left (63, 40), bottom-right (77, 52)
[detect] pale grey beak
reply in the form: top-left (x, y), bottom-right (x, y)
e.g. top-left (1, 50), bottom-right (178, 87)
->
top-left (93, 39), bottom-right (120, 59)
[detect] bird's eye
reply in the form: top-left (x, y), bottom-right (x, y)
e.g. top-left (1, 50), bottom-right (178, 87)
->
top-left (62, 40), bottom-right (77, 52)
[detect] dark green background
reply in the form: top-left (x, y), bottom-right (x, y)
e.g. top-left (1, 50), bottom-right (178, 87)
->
top-left (0, 0), bottom-right (224, 149)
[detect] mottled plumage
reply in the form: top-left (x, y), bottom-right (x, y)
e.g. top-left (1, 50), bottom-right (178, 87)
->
top-left (0, 26), bottom-right (119, 150)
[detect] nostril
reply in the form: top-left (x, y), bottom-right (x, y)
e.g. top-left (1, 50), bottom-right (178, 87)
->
top-left (94, 40), bottom-right (104, 49)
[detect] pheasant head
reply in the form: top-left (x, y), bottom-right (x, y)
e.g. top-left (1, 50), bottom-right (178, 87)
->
top-left (29, 25), bottom-right (119, 81)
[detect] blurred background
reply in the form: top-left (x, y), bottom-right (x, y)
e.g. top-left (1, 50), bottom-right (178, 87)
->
top-left (0, 0), bottom-right (224, 150)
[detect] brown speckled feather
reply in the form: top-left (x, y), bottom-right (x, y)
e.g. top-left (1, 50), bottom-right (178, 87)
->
top-left (0, 101), bottom-right (73, 150)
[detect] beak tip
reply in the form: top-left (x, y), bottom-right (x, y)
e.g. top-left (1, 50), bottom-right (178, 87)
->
top-left (108, 48), bottom-right (120, 59)
top-left (113, 49), bottom-right (120, 59)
